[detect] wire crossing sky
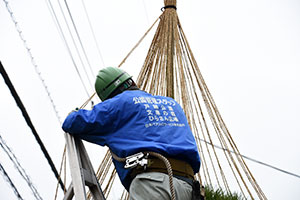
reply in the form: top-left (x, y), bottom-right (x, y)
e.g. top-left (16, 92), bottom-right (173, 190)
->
top-left (45, 0), bottom-right (93, 97)
top-left (0, 135), bottom-right (43, 200)
top-left (0, 61), bottom-right (65, 192)
top-left (0, 162), bottom-right (24, 200)
top-left (3, 0), bottom-right (62, 125)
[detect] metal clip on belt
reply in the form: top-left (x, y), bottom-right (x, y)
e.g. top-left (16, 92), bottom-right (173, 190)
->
top-left (124, 152), bottom-right (149, 169)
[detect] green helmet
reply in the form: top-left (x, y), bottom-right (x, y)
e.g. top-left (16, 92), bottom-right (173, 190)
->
top-left (95, 67), bottom-right (132, 101)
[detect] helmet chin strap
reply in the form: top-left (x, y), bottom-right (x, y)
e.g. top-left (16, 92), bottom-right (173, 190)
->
top-left (106, 79), bottom-right (137, 100)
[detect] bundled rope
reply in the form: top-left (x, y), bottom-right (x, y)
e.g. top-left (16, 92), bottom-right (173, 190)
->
top-left (135, 0), bottom-right (267, 199)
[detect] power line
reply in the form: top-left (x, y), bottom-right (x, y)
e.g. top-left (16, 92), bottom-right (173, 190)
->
top-left (0, 134), bottom-right (43, 200)
top-left (80, 0), bottom-right (105, 68)
top-left (64, 0), bottom-right (95, 81)
top-left (2, 0), bottom-right (62, 125)
top-left (0, 162), bottom-right (24, 200)
top-left (45, 0), bottom-right (91, 97)
top-left (200, 138), bottom-right (300, 180)
top-left (0, 61), bottom-right (66, 192)
top-left (56, 0), bottom-right (94, 89)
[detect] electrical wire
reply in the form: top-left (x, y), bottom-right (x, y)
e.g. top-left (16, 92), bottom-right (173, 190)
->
top-left (2, 0), bottom-right (62, 125)
top-left (64, 0), bottom-right (95, 81)
top-left (45, 0), bottom-right (91, 97)
top-left (0, 162), bottom-right (24, 200)
top-left (80, 0), bottom-right (105, 68)
top-left (0, 61), bottom-right (65, 192)
top-left (0, 134), bottom-right (43, 200)
top-left (55, 0), bottom-right (94, 89)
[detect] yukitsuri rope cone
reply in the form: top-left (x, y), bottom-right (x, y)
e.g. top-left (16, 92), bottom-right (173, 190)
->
top-left (86, 0), bottom-right (267, 199)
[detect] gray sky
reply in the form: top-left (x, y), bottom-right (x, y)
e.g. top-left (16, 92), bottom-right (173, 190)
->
top-left (0, 0), bottom-right (300, 199)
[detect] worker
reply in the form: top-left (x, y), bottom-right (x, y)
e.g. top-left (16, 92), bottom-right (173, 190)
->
top-left (62, 67), bottom-right (201, 200)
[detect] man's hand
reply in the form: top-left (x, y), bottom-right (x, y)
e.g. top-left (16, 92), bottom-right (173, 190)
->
top-left (68, 107), bottom-right (79, 116)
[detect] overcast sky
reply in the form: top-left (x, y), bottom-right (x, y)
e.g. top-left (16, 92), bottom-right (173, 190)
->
top-left (0, 0), bottom-right (300, 199)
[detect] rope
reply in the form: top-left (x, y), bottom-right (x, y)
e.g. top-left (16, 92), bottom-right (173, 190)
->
top-left (148, 152), bottom-right (176, 200)
top-left (103, 169), bottom-right (117, 198)
top-left (54, 145), bottom-right (67, 200)
top-left (135, 0), bottom-right (268, 199)
top-left (199, 138), bottom-right (300, 179)
top-left (79, 92), bottom-right (96, 109)
top-left (118, 15), bottom-right (161, 68)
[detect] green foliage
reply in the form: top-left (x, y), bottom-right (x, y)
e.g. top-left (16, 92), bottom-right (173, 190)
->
top-left (204, 185), bottom-right (244, 200)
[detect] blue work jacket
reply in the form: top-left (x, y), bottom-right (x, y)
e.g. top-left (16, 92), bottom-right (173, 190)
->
top-left (62, 90), bottom-right (200, 191)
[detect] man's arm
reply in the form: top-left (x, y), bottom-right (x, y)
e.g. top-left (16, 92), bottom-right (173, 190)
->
top-left (62, 103), bottom-right (115, 135)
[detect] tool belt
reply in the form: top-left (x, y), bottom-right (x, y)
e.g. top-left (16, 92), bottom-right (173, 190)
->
top-left (125, 152), bottom-right (205, 200)
top-left (130, 156), bottom-right (195, 181)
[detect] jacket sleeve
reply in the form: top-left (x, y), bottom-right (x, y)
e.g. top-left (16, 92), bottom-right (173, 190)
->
top-left (62, 102), bottom-right (116, 135)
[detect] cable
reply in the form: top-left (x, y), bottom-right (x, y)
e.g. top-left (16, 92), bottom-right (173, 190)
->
top-left (199, 138), bottom-right (300, 179)
top-left (0, 162), bottom-right (24, 200)
top-left (55, 0), bottom-right (94, 89)
top-left (45, 0), bottom-right (91, 97)
top-left (80, 0), bottom-right (105, 68)
top-left (0, 61), bottom-right (66, 192)
top-left (0, 134), bottom-right (43, 200)
top-left (2, 0), bottom-right (62, 125)
top-left (64, 0), bottom-right (95, 81)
